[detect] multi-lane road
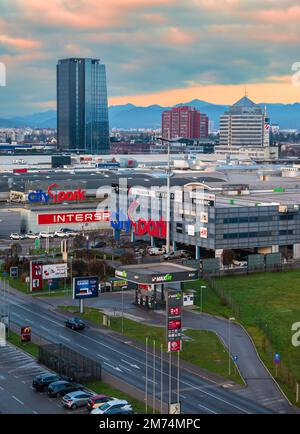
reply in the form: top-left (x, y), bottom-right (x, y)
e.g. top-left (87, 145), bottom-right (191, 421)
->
top-left (0, 288), bottom-right (274, 414)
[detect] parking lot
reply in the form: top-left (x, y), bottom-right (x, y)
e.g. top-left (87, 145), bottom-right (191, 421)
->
top-left (0, 343), bottom-right (88, 414)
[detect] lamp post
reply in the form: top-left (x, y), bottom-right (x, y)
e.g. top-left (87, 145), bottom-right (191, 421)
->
top-left (121, 285), bottom-right (126, 335)
top-left (228, 317), bottom-right (235, 376)
top-left (200, 285), bottom-right (206, 313)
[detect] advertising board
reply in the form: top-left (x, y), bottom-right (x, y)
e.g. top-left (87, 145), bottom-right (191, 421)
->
top-left (42, 263), bottom-right (68, 280)
top-left (73, 276), bottom-right (99, 300)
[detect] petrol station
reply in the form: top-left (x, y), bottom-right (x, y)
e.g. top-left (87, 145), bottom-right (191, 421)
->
top-left (114, 262), bottom-right (199, 309)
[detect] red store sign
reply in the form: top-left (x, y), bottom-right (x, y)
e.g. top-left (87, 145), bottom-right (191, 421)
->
top-left (38, 211), bottom-right (111, 225)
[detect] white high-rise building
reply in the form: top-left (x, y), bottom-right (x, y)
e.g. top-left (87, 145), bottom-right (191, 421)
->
top-left (219, 96), bottom-right (270, 148)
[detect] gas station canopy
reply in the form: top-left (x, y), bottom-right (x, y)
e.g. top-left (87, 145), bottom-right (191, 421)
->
top-left (115, 262), bottom-right (199, 285)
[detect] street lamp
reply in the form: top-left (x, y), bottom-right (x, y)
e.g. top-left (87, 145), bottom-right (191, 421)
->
top-left (200, 285), bottom-right (206, 313)
top-left (228, 317), bottom-right (235, 376)
top-left (121, 285), bottom-right (126, 334)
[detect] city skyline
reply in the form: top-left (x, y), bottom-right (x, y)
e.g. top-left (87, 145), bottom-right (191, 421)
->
top-left (1, 1), bottom-right (300, 117)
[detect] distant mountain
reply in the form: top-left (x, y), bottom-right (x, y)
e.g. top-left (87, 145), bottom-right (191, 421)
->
top-left (1, 100), bottom-right (300, 129)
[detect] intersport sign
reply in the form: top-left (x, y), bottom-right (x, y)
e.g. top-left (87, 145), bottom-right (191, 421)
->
top-left (28, 183), bottom-right (86, 204)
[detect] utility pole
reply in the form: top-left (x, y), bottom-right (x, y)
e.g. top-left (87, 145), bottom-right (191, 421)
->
top-left (145, 337), bottom-right (148, 414)
top-left (228, 317), bottom-right (235, 376)
top-left (153, 340), bottom-right (156, 414)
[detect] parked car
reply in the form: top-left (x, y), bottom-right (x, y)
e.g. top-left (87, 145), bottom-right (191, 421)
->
top-left (39, 231), bottom-right (55, 238)
top-left (10, 233), bottom-right (23, 240)
top-left (148, 247), bottom-right (165, 256)
top-left (60, 228), bottom-right (78, 237)
top-left (47, 380), bottom-right (83, 398)
top-left (25, 231), bottom-right (40, 239)
top-left (104, 408), bottom-right (135, 414)
top-left (86, 394), bottom-right (114, 411)
top-left (54, 230), bottom-right (68, 238)
top-left (91, 400), bottom-right (132, 414)
top-left (32, 373), bottom-right (62, 392)
top-left (92, 241), bottom-right (107, 249)
top-left (64, 317), bottom-right (86, 331)
top-left (163, 250), bottom-right (192, 260)
top-left (62, 391), bottom-right (93, 410)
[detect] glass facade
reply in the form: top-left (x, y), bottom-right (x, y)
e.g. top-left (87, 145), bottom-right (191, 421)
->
top-left (57, 58), bottom-right (109, 154)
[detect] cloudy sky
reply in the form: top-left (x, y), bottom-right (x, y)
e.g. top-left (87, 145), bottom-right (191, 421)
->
top-left (0, 0), bottom-right (300, 116)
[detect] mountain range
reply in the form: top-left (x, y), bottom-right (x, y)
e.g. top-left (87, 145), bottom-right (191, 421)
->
top-left (1, 99), bottom-right (300, 130)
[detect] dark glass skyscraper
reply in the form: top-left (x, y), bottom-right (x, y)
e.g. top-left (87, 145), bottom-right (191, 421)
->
top-left (57, 58), bottom-right (109, 154)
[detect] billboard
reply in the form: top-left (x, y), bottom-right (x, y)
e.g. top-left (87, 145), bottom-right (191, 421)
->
top-left (30, 262), bottom-right (43, 291)
top-left (73, 276), bottom-right (99, 300)
top-left (166, 289), bottom-right (183, 352)
top-left (42, 263), bottom-right (68, 280)
top-left (38, 211), bottom-right (110, 225)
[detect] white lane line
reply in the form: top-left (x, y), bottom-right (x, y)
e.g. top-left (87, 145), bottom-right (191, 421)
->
top-left (25, 319), bottom-right (33, 324)
top-left (0, 385), bottom-right (4, 391)
top-left (33, 411), bottom-right (38, 414)
top-left (12, 396), bottom-right (24, 405)
top-left (142, 376), bottom-right (158, 385)
top-left (77, 345), bottom-right (88, 351)
top-left (58, 335), bottom-right (70, 341)
top-left (96, 354), bottom-right (110, 361)
top-left (40, 326), bottom-right (48, 331)
top-left (198, 403), bottom-right (218, 414)
top-left (121, 366), bottom-right (132, 372)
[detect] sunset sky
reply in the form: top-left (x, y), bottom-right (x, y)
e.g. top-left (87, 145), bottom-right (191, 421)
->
top-left (1, 0), bottom-right (300, 116)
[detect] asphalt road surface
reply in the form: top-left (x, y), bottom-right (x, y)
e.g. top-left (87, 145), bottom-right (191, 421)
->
top-left (0, 289), bottom-right (274, 414)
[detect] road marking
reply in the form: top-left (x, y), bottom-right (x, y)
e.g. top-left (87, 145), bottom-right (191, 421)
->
top-left (142, 376), bottom-right (158, 385)
top-left (121, 359), bottom-right (140, 369)
top-left (0, 385), bottom-right (4, 391)
top-left (198, 403), bottom-right (218, 414)
top-left (77, 344), bottom-right (88, 351)
top-left (96, 354), bottom-right (110, 361)
top-left (121, 366), bottom-right (132, 372)
top-left (104, 362), bottom-right (122, 372)
top-left (12, 395), bottom-right (24, 405)
top-left (58, 335), bottom-right (70, 341)
top-left (33, 411), bottom-right (38, 414)
top-left (25, 318), bottom-right (33, 324)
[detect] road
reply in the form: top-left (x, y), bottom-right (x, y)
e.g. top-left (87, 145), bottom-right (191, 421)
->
top-left (0, 288), bottom-right (274, 414)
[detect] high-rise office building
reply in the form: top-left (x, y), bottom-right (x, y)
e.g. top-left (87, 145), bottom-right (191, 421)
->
top-left (162, 106), bottom-right (208, 140)
top-left (57, 58), bottom-right (109, 154)
top-left (219, 96), bottom-right (270, 147)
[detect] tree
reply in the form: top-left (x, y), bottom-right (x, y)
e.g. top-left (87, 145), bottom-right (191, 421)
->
top-left (222, 249), bottom-right (237, 266)
top-left (120, 251), bottom-right (135, 265)
top-left (73, 234), bottom-right (86, 249)
top-left (72, 259), bottom-right (86, 276)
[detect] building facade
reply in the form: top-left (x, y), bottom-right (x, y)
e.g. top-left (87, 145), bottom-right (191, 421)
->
top-left (219, 96), bottom-right (270, 148)
top-left (162, 106), bottom-right (208, 140)
top-left (57, 58), bottom-right (109, 154)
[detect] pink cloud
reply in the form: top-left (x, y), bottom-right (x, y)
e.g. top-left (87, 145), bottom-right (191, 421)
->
top-left (17, 0), bottom-right (176, 29)
top-left (0, 34), bottom-right (41, 50)
top-left (258, 6), bottom-right (300, 23)
top-left (164, 27), bottom-right (196, 45)
top-left (192, 0), bottom-right (240, 11)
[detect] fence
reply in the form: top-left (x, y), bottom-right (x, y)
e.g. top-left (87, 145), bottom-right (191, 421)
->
top-left (38, 343), bottom-right (102, 383)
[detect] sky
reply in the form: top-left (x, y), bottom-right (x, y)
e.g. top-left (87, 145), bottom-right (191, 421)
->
top-left (1, 0), bottom-right (300, 116)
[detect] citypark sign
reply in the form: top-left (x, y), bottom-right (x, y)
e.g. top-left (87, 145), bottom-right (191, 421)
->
top-left (28, 183), bottom-right (86, 204)
top-left (110, 211), bottom-right (166, 238)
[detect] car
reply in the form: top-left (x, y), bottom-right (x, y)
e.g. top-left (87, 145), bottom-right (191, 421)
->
top-left (32, 373), bottom-right (62, 392)
top-left (148, 247), bottom-right (165, 256)
top-left (64, 317), bottom-right (86, 331)
top-left (25, 231), bottom-right (40, 239)
top-left (54, 230), bottom-right (69, 238)
top-left (86, 394), bottom-right (114, 411)
top-left (92, 241), bottom-right (107, 249)
top-left (60, 228), bottom-right (78, 237)
top-left (62, 391), bottom-right (93, 410)
top-left (163, 250), bottom-right (192, 260)
top-left (47, 380), bottom-right (84, 398)
top-left (39, 231), bottom-right (55, 238)
top-left (91, 400), bottom-right (132, 414)
top-left (9, 233), bottom-right (23, 240)
top-left (104, 408), bottom-right (135, 414)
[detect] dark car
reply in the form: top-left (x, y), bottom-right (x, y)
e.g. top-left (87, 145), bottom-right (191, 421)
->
top-left (87, 394), bottom-right (113, 411)
top-left (32, 373), bottom-right (61, 392)
top-left (64, 317), bottom-right (86, 331)
top-left (92, 241), bottom-right (106, 249)
top-left (47, 380), bottom-right (83, 398)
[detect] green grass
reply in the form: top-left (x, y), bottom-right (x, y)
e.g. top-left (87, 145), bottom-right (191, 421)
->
top-left (86, 381), bottom-right (155, 414)
top-left (201, 271), bottom-right (300, 405)
top-left (8, 277), bottom-right (72, 296)
top-left (59, 305), bottom-right (243, 384)
top-left (7, 330), bottom-right (39, 358)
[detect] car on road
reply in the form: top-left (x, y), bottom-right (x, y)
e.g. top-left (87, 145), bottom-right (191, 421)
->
top-left (39, 231), bottom-right (55, 238)
top-left (25, 231), bottom-right (40, 239)
top-left (91, 400), bottom-right (132, 414)
top-left (10, 233), bottom-right (24, 240)
top-left (32, 373), bottom-right (62, 392)
top-left (163, 250), bottom-right (192, 260)
top-left (64, 317), bottom-right (86, 331)
top-left (54, 230), bottom-right (69, 238)
top-left (86, 394), bottom-right (114, 411)
top-left (47, 380), bottom-right (84, 398)
top-left (62, 391), bottom-right (93, 410)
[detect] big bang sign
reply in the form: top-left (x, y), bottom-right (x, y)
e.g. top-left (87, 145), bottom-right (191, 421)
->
top-left (28, 183), bottom-right (86, 204)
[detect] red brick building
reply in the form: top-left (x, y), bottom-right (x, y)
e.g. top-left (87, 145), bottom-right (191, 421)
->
top-left (162, 106), bottom-right (208, 140)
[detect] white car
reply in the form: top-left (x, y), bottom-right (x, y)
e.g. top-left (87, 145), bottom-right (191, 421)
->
top-left (148, 247), bottom-right (165, 256)
top-left (10, 233), bottom-right (23, 240)
top-left (54, 230), bottom-right (69, 238)
top-left (91, 400), bottom-right (132, 415)
top-left (39, 231), bottom-right (55, 238)
top-left (25, 232), bottom-right (40, 239)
